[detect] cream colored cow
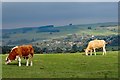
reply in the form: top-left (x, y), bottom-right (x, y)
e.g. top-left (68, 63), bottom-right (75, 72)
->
top-left (84, 39), bottom-right (107, 55)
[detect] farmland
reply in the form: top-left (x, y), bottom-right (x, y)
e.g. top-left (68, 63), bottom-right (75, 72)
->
top-left (2, 22), bottom-right (118, 46)
top-left (1, 51), bottom-right (118, 78)
top-left (2, 22), bottom-right (119, 54)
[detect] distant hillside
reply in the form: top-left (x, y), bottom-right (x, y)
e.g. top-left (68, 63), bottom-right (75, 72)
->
top-left (2, 22), bottom-right (118, 46)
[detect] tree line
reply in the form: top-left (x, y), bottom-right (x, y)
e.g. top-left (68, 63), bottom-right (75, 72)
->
top-left (1, 35), bottom-right (119, 54)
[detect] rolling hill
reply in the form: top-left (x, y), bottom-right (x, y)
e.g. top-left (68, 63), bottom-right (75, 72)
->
top-left (2, 22), bottom-right (118, 46)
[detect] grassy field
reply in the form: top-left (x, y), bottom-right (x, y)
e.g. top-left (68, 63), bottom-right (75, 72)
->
top-left (1, 51), bottom-right (118, 78)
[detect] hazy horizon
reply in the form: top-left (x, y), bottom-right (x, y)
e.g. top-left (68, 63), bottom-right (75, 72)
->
top-left (2, 2), bottom-right (118, 29)
top-left (2, 22), bottom-right (118, 30)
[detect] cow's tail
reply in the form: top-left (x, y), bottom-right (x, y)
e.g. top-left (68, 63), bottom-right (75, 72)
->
top-left (105, 40), bottom-right (111, 44)
top-left (30, 50), bottom-right (34, 57)
top-left (31, 48), bottom-right (34, 57)
top-left (28, 45), bottom-right (34, 57)
top-left (105, 42), bottom-right (108, 44)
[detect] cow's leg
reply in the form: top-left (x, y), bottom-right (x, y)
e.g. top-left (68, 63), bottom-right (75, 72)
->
top-left (30, 61), bottom-right (33, 66)
top-left (18, 57), bottom-right (21, 66)
top-left (26, 59), bottom-right (29, 66)
top-left (85, 52), bottom-right (88, 56)
top-left (30, 57), bottom-right (33, 66)
top-left (90, 50), bottom-right (92, 56)
top-left (26, 54), bottom-right (33, 66)
top-left (85, 49), bottom-right (88, 56)
top-left (103, 48), bottom-right (104, 55)
top-left (93, 48), bottom-right (96, 55)
top-left (104, 48), bottom-right (106, 55)
top-left (29, 54), bottom-right (33, 66)
top-left (103, 46), bottom-right (106, 55)
top-left (15, 56), bottom-right (19, 61)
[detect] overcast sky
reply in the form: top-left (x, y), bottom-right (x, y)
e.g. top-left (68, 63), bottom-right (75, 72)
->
top-left (2, 2), bottom-right (118, 29)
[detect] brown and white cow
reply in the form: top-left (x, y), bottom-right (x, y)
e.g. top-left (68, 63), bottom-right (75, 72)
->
top-left (5, 45), bottom-right (34, 66)
top-left (84, 39), bottom-right (107, 56)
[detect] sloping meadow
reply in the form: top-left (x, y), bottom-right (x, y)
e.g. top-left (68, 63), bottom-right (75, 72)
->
top-left (2, 51), bottom-right (118, 78)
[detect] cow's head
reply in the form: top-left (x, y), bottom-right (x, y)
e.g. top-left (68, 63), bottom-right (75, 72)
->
top-left (84, 48), bottom-right (91, 54)
top-left (5, 53), bottom-right (14, 64)
top-left (5, 46), bottom-right (18, 65)
top-left (5, 56), bottom-right (11, 64)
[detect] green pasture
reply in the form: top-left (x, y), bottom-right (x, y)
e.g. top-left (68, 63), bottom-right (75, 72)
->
top-left (1, 51), bottom-right (118, 78)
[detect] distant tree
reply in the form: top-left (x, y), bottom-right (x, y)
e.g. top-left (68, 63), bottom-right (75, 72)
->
top-left (31, 38), bottom-right (35, 42)
top-left (22, 31), bottom-right (26, 33)
top-left (78, 46), bottom-right (83, 52)
top-left (64, 48), bottom-right (71, 53)
top-left (2, 46), bottom-right (14, 54)
top-left (71, 44), bottom-right (78, 53)
top-left (56, 47), bottom-right (63, 53)
top-left (33, 46), bottom-right (43, 54)
top-left (2, 34), bottom-right (10, 38)
top-left (13, 32), bottom-right (16, 34)
top-left (36, 43), bottom-right (39, 45)
top-left (50, 32), bottom-right (53, 34)
top-left (100, 26), bottom-right (105, 27)
top-left (42, 47), bottom-right (49, 53)
top-left (69, 23), bottom-right (72, 26)
top-left (88, 27), bottom-right (92, 29)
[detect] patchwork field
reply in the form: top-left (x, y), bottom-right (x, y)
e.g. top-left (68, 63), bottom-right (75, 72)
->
top-left (2, 22), bottom-right (118, 45)
top-left (1, 51), bottom-right (118, 78)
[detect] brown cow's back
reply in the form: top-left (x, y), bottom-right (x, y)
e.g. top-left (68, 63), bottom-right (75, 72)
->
top-left (18, 45), bottom-right (34, 57)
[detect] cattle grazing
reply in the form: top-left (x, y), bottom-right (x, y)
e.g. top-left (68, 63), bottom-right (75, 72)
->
top-left (5, 45), bottom-right (34, 66)
top-left (84, 39), bottom-right (107, 55)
